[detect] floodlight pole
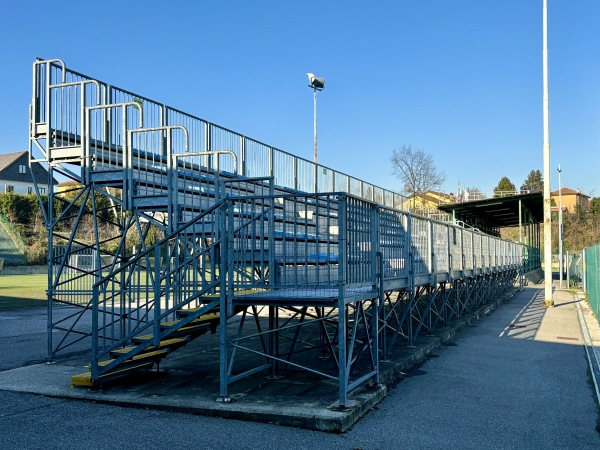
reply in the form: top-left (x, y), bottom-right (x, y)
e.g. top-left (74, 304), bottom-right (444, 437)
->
top-left (313, 87), bottom-right (318, 166)
top-left (542, 0), bottom-right (554, 307)
top-left (307, 73), bottom-right (324, 193)
top-left (558, 164), bottom-right (563, 288)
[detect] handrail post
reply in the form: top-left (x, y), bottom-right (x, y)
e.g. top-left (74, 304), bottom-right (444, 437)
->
top-left (153, 245), bottom-right (161, 347)
top-left (84, 106), bottom-right (90, 183)
top-left (428, 220), bottom-right (435, 286)
top-left (91, 284), bottom-right (99, 380)
top-left (374, 249), bottom-right (382, 384)
top-left (338, 194), bottom-right (348, 289)
top-left (371, 204), bottom-right (379, 286)
top-left (240, 136), bottom-right (246, 176)
top-left (218, 198), bottom-right (231, 401)
top-left (337, 194), bottom-right (348, 407)
top-left (124, 106), bottom-right (132, 211)
top-left (226, 199), bottom-right (235, 315)
top-left (447, 224), bottom-right (452, 276)
top-left (407, 213), bottom-right (414, 343)
top-left (519, 242), bottom-right (524, 290)
top-left (460, 227), bottom-right (465, 276)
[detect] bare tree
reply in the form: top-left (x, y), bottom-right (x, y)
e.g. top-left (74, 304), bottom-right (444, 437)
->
top-left (391, 145), bottom-right (446, 205)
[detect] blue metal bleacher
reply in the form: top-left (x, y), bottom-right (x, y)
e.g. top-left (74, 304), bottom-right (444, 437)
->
top-left (30, 58), bottom-right (523, 407)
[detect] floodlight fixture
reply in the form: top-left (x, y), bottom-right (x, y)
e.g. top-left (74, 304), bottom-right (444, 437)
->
top-left (307, 72), bottom-right (325, 90)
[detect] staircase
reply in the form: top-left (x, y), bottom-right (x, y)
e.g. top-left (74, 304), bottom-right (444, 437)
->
top-left (68, 185), bottom-right (279, 386)
top-left (72, 308), bottom-right (221, 387)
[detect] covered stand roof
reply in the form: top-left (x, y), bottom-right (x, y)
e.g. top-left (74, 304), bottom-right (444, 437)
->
top-left (438, 192), bottom-right (544, 236)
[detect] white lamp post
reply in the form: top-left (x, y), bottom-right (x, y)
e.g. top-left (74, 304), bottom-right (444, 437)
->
top-left (542, 0), bottom-right (553, 307)
top-left (557, 164), bottom-right (563, 288)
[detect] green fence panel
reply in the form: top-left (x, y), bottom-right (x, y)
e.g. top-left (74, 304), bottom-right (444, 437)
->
top-left (0, 213), bottom-right (27, 265)
top-left (585, 244), bottom-right (600, 321)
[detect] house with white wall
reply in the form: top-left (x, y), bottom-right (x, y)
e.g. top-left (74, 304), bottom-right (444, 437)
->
top-left (0, 151), bottom-right (56, 195)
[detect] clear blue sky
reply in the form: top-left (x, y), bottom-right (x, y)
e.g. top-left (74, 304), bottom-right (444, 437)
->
top-left (1, 0), bottom-right (598, 197)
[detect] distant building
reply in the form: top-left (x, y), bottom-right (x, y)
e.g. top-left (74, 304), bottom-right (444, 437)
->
top-left (57, 180), bottom-right (82, 193)
top-left (550, 187), bottom-right (589, 213)
top-left (0, 151), bottom-right (57, 195)
top-left (401, 190), bottom-right (453, 220)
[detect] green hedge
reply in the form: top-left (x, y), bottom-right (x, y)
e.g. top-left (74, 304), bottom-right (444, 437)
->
top-left (0, 193), bottom-right (46, 224)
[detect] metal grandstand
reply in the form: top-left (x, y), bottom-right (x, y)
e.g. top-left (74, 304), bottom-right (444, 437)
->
top-left (29, 58), bottom-right (533, 406)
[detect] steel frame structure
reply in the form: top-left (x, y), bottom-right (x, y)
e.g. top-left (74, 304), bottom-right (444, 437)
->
top-left (30, 58), bottom-right (523, 406)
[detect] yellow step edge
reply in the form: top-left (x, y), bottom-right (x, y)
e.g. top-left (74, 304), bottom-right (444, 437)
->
top-left (98, 361), bottom-right (155, 378)
top-left (111, 338), bottom-right (186, 355)
top-left (134, 334), bottom-right (153, 342)
top-left (163, 313), bottom-right (220, 327)
top-left (72, 361), bottom-right (157, 387)
top-left (98, 349), bottom-right (168, 367)
top-left (134, 321), bottom-right (214, 343)
top-left (71, 372), bottom-right (94, 387)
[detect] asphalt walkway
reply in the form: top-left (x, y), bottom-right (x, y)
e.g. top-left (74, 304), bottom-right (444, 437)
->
top-left (0, 281), bottom-right (599, 447)
top-left (350, 283), bottom-right (600, 448)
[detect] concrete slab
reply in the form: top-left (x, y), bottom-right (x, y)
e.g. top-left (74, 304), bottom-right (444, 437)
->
top-left (0, 286), bottom-right (519, 432)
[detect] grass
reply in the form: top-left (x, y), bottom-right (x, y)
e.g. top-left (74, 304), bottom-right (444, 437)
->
top-left (0, 274), bottom-right (48, 309)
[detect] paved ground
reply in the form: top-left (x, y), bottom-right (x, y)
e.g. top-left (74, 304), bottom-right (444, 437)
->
top-left (0, 282), bottom-right (599, 448)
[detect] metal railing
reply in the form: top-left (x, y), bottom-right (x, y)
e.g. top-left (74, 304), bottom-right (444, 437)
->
top-left (89, 189), bottom-right (524, 362)
top-left (220, 192), bottom-right (521, 297)
top-left (453, 189), bottom-right (537, 203)
top-left (32, 59), bottom-right (407, 209)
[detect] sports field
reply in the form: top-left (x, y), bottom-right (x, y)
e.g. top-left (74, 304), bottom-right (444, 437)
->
top-left (0, 274), bottom-right (47, 309)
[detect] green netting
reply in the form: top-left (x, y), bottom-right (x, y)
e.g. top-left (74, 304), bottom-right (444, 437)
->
top-left (585, 243), bottom-right (600, 321)
top-left (0, 213), bottom-right (27, 265)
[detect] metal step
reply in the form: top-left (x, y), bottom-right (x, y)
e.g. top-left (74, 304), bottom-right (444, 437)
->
top-left (132, 195), bottom-right (169, 211)
top-left (109, 337), bottom-right (188, 359)
top-left (49, 146), bottom-right (84, 161)
top-left (71, 362), bottom-right (154, 387)
top-left (71, 349), bottom-right (168, 387)
top-left (88, 170), bottom-right (124, 185)
top-left (97, 349), bottom-right (168, 369)
top-left (132, 322), bottom-right (214, 342)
